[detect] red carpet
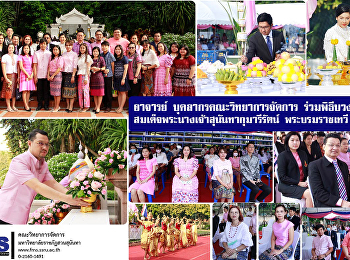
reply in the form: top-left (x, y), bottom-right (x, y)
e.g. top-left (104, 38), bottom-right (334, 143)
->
top-left (129, 235), bottom-right (210, 260)
top-left (149, 165), bottom-right (273, 203)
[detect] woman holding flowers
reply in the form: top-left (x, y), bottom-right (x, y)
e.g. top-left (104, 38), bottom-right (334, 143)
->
top-left (324, 3), bottom-right (350, 62)
top-left (129, 147), bottom-right (158, 202)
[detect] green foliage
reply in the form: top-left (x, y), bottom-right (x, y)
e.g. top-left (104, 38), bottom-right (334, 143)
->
top-left (135, 204), bottom-right (210, 220)
top-left (47, 152), bottom-right (78, 183)
top-left (0, 151), bottom-right (12, 187)
top-left (0, 2), bottom-right (16, 34)
top-left (152, 32), bottom-right (196, 57)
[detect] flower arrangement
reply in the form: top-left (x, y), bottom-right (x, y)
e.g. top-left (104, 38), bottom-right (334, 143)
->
top-left (52, 200), bottom-right (70, 213)
top-left (66, 168), bottom-right (107, 199)
top-left (95, 148), bottom-right (127, 175)
top-left (331, 38), bottom-right (339, 62)
top-left (347, 40), bottom-right (350, 61)
top-left (28, 204), bottom-right (55, 225)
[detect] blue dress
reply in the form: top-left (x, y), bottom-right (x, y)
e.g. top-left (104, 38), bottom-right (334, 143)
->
top-left (113, 55), bottom-right (130, 92)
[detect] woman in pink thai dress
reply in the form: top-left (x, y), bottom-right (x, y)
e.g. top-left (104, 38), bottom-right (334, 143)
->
top-left (154, 42), bottom-right (173, 96)
top-left (172, 145), bottom-right (199, 203)
top-left (129, 147), bottom-right (158, 202)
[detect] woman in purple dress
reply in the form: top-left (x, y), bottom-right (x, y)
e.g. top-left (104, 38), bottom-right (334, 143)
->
top-left (90, 46), bottom-right (105, 114)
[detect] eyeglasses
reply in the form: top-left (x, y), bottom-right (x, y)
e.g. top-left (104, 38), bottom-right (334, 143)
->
top-left (258, 26), bottom-right (271, 30)
top-left (35, 141), bottom-right (50, 148)
top-left (129, 47), bottom-right (135, 49)
top-left (326, 143), bottom-right (341, 148)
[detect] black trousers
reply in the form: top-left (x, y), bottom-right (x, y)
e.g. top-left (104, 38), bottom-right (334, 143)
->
top-left (251, 235), bottom-right (257, 259)
top-left (128, 79), bottom-right (141, 97)
top-left (37, 78), bottom-right (49, 107)
top-left (102, 77), bottom-right (113, 108)
top-left (0, 219), bottom-right (11, 224)
top-left (243, 181), bottom-right (271, 202)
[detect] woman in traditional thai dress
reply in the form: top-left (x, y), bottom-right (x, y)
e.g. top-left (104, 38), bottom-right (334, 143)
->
top-left (47, 45), bottom-right (64, 112)
top-left (324, 4), bottom-right (350, 62)
top-left (180, 218), bottom-right (188, 248)
top-left (171, 44), bottom-right (195, 96)
top-left (158, 215), bottom-right (168, 254)
top-left (186, 219), bottom-right (193, 246)
top-left (191, 219), bottom-right (198, 246)
top-left (172, 145), bottom-right (199, 203)
top-left (129, 147), bottom-right (157, 202)
top-left (154, 42), bottom-right (173, 96)
top-left (259, 205), bottom-right (294, 260)
top-left (137, 212), bottom-right (154, 260)
top-left (174, 218), bottom-right (181, 250)
top-left (77, 43), bottom-right (92, 112)
top-left (90, 46), bottom-right (105, 113)
top-left (167, 217), bottom-right (176, 251)
top-left (217, 206), bottom-right (253, 260)
top-left (140, 39), bottom-right (159, 96)
top-left (149, 216), bottom-right (162, 257)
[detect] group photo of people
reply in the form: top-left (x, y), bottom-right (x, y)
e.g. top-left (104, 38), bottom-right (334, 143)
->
top-left (301, 207), bottom-right (350, 260)
top-left (128, 131), bottom-right (273, 203)
top-left (128, 203), bottom-right (210, 260)
top-left (0, 1), bottom-right (195, 117)
top-left (274, 131), bottom-right (350, 208)
top-left (212, 203), bottom-right (256, 260)
top-left (259, 203), bottom-right (300, 260)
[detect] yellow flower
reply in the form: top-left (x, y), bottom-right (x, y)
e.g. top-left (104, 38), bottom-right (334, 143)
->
top-left (252, 67), bottom-right (258, 71)
top-left (347, 41), bottom-right (350, 46)
top-left (331, 39), bottom-right (339, 45)
top-left (257, 71), bottom-right (262, 77)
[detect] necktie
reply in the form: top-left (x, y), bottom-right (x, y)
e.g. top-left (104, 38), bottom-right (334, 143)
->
top-left (266, 36), bottom-right (273, 58)
top-left (333, 160), bottom-right (348, 201)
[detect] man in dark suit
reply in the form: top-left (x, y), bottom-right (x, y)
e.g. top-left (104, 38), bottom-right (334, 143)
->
top-left (288, 207), bottom-right (300, 231)
top-left (309, 133), bottom-right (350, 207)
top-left (241, 12), bottom-right (285, 64)
top-left (36, 33), bottom-right (54, 52)
top-left (311, 131), bottom-right (325, 160)
top-left (325, 224), bottom-right (338, 260)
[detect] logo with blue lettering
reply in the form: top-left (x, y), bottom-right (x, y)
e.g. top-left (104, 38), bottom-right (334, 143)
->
top-left (0, 236), bottom-right (9, 256)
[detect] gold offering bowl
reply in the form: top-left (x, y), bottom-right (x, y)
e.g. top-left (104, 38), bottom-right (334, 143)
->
top-left (218, 80), bottom-right (245, 94)
top-left (81, 193), bottom-right (97, 213)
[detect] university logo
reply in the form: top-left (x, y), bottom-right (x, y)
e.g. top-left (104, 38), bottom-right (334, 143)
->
top-left (0, 236), bottom-right (9, 256)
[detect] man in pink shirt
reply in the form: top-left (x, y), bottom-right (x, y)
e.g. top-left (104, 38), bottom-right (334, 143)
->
top-left (312, 224), bottom-right (333, 260)
top-left (0, 129), bottom-right (89, 225)
top-left (107, 27), bottom-right (129, 55)
top-left (33, 39), bottom-right (52, 111)
top-left (342, 229), bottom-right (350, 260)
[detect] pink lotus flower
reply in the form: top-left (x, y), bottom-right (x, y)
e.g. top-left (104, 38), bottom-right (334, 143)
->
top-left (118, 164), bottom-right (125, 169)
top-left (109, 159), bottom-right (113, 163)
top-left (91, 181), bottom-right (102, 191)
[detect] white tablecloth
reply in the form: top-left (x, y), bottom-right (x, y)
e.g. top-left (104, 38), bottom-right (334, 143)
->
top-left (59, 209), bottom-right (110, 225)
top-left (306, 85), bottom-right (350, 95)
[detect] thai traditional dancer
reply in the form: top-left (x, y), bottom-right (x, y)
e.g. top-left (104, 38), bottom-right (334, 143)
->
top-left (174, 217), bottom-right (181, 250)
top-left (167, 217), bottom-right (176, 251)
top-left (158, 215), bottom-right (168, 254)
top-left (137, 212), bottom-right (154, 260)
top-left (180, 218), bottom-right (188, 248)
top-left (149, 216), bottom-right (162, 257)
top-left (191, 219), bottom-right (198, 246)
top-left (186, 219), bottom-right (193, 246)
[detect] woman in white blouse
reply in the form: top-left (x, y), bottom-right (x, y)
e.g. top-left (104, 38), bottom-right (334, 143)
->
top-left (128, 144), bottom-right (141, 185)
top-left (140, 39), bottom-right (159, 96)
top-left (77, 43), bottom-right (92, 112)
top-left (204, 147), bottom-right (219, 189)
top-left (324, 4), bottom-right (350, 62)
top-left (218, 206), bottom-right (253, 260)
top-left (212, 148), bottom-right (234, 202)
top-left (1, 44), bottom-right (18, 112)
top-left (153, 144), bottom-right (168, 191)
